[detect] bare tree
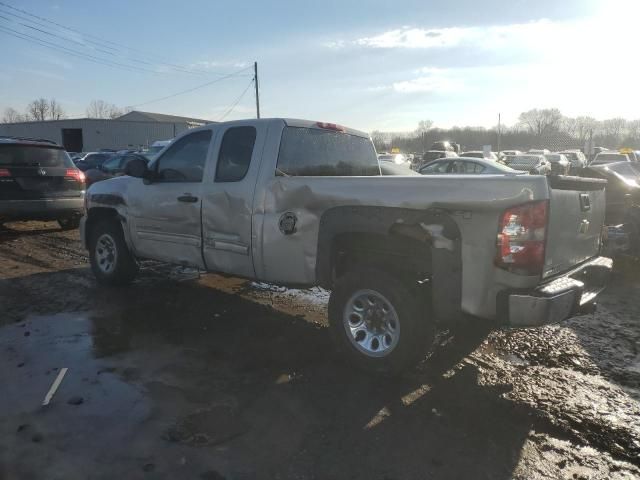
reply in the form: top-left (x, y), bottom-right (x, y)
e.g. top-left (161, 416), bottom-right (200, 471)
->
top-left (561, 116), bottom-right (578, 138)
top-left (87, 99), bottom-right (123, 119)
top-left (107, 104), bottom-right (124, 119)
top-left (414, 120), bottom-right (434, 135)
top-left (49, 99), bottom-right (65, 120)
top-left (574, 116), bottom-right (598, 144)
top-left (601, 118), bottom-right (627, 141)
top-left (27, 98), bottom-right (50, 121)
top-left (2, 107), bottom-right (23, 123)
top-left (626, 119), bottom-right (640, 139)
top-left (518, 108), bottom-right (562, 137)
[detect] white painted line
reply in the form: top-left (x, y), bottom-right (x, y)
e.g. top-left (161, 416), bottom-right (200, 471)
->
top-left (42, 367), bottom-right (68, 406)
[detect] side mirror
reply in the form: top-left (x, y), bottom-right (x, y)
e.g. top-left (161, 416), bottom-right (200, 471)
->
top-left (124, 157), bottom-right (150, 179)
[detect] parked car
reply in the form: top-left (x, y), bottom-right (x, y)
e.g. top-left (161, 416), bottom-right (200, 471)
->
top-left (581, 161), bottom-right (640, 256)
top-left (591, 152), bottom-right (630, 165)
top-left (430, 141), bottom-right (460, 153)
top-left (529, 149), bottom-right (551, 155)
top-left (0, 136), bottom-right (85, 229)
top-left (379, 162), bottom-right (420, 176)
top-left (461, 150), bottom-right (498, 161)
top-left (501, 150), bottom-right (522, 156)
top-left (619, 148), bottom-right (639, 162)
top-left (81, 118), bottom-right (611, 373)
top-left (559, 150), bottom-right (588, 174)
top-left (378, 153), bottom-right (409, 165)
top-left (544, 153), bottom-right (570, 175)
top-left (419, 157), bottom-right (524, 175)
top-left (419, 150), bottom-right (457, 169)
top-left (75, 152), bottom-right (116, 172)
top-left (84, 153), bottom-right (149, 187)
top-left (502, 154), bottom-right (552, 174)
top-left (143, 139), bottom-right (172, 162)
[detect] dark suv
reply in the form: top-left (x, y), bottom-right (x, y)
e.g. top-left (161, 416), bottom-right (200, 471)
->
top-left (0, 137), bottom-right (86, 230)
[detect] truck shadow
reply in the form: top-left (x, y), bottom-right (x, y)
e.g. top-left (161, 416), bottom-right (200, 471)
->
top-left (0, 267), bottom-right (547, 479)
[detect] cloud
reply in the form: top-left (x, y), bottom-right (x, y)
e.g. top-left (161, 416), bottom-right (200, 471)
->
top-left (356, 26), bottom-right (469, 49)
top-left (333, 19), bottom-right (560, 52)
top-left (189, 60), bottom-right (250, 70)
top-left (364, 68), bottom-right (464, 95)
top-left (392, 68), bottom-right (463, 93)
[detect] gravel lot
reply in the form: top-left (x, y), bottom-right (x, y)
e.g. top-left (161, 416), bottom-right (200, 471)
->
top-left (1, 221), bottom-right (639, 479)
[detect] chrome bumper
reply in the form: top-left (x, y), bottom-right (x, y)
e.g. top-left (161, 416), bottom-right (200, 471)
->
top-left (499, 256), bottom-right (613, 327)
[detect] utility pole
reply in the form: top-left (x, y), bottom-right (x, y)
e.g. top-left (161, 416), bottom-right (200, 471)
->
top-left (254, 61), bottom-right (260, 119)
top-left (497, 113), bottom-right (502, 154)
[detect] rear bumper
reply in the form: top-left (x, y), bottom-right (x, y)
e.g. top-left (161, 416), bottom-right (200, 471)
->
top-left (498, 256), bottom-right (613, 327)
top-left (0, 197), bottom-right (84, 221)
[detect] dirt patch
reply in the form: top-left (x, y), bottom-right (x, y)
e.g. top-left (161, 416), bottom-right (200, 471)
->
top-left (0, 221), bottom-right (639, 479)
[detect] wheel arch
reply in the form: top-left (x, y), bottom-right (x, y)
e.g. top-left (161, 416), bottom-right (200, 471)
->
top-left (84, 206), bottom-right (132, 252)
top-left (317, 206), bottom-right (463, 325)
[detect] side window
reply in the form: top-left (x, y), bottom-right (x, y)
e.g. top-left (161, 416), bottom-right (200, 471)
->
top-left (421, 161), bottom-right (449, 174)
top-left (215, 127), bottom-right (257, 182)
top-left (467, 162), bottom-right (485, 174)
top-left (101, 156), bottom-right (121, 171)
top-left (156, 130), bottom-right (212, 182)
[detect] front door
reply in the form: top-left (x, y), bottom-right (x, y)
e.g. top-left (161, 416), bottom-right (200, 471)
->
top-left (201, 122), bottom-right (265, 277)
top-left (127, 129), bottom-right (213, 268)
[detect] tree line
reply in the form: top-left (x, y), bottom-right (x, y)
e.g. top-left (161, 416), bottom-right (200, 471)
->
top-left (372, 109), bottom-right (640, 153)
top-left (1, 99), bottom-right (127, 123)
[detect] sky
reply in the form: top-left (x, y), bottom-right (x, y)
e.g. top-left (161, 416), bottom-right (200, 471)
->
top-left (0, 0), bottom-right (638, 131)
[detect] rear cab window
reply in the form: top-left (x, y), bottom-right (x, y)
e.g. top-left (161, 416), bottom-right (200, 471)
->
top-left (276, 127), bottom-right (379, 176)
top-left (0, 144), bottom-right (74, 168)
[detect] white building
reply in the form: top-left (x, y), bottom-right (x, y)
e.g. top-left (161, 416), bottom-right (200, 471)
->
top-left (0, 111), bottom-right (211, 152)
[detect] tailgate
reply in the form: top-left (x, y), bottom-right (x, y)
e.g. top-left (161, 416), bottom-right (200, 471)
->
top-left (543, 176), bottom-right (607, 278)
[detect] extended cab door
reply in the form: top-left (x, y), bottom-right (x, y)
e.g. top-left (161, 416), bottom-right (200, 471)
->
top-left (126, 129), bottom-right (213, 268)
top-left (201, 122), bottom-right (266, 277)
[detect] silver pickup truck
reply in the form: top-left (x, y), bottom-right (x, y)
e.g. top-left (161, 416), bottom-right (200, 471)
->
top-left (81, 118), bottom-right (612, 373)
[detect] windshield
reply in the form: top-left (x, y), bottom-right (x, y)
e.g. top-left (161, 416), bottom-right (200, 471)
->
top-left (593, 153), bottom-right (628, 164)
top-left (276, 126), bottom-right (379, 176)
top-left (0, 145), bottom-right (74, 167)
top-left (146, 146), bottom-right (165, 155)
top-left (595, 162), bottom-right (640, 178)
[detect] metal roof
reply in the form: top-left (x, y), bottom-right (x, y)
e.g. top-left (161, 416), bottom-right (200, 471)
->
top-left (116, 111), bottom-right (213, 124)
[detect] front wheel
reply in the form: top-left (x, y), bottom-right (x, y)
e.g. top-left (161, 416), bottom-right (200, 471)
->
top-left (328, 268), bottom-right (434, 374)
top-left (89, 219), bottom-right (138, 285)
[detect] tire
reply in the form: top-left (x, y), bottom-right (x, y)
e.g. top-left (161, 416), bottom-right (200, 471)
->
top-left (88, 219), bottom-right (138, 286)
top-left (328, 267), bottom-right (434, 374)
top-left (58, 216), bottom-right (81, 230)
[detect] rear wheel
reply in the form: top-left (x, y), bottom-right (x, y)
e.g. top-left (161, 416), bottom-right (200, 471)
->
top-left (89, 219), bottom-right (138, 285)
top-left (57, 216), bottom-right (81, 230)
top-left (328, 267), bottom-right (433, 374)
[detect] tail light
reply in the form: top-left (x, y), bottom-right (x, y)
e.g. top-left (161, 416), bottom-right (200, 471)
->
top-left (496, 200), bottom-right (548, 275)
top-left (0, 168), bottom-right (10, 177)
top-left (66, 168), bottom-right (85, 183)
top-left (316, 122), bottom-right (346, 132)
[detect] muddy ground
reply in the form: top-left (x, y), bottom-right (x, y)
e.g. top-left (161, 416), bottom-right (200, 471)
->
top-left (0, 221), bottom-right (639, 480)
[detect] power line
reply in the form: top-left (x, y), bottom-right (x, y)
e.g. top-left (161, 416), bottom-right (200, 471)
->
top-left (128, 65), bottom-right (254, 108)
top-left (0, 2), bottom-right (244, 77)
top-left (218, 79), bottom-right (255, 121)
top-left (0, 24), bottom-right (163, 74)
top-left (0, 9), bottom-right (205, 76)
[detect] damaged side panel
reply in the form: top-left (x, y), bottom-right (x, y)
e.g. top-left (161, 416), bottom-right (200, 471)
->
top-left (254, 174), bottom-right (549, 320)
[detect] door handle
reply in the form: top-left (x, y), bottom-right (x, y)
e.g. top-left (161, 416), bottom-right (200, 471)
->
top-left (177, 194), bottom-right (198, 203)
